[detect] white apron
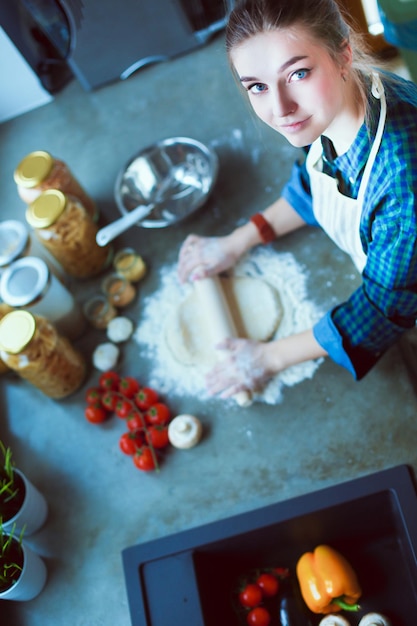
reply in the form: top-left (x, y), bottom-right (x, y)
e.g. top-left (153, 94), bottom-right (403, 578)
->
top-left (306, 73), bottom-right (387, 273)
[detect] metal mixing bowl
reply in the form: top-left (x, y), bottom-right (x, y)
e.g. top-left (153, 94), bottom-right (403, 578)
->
top-left (114, 137), bottom-right (218, 228)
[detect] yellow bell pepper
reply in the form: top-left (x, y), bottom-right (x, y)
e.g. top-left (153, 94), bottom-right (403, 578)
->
top-left (296, 544), bottom-right (362, 614)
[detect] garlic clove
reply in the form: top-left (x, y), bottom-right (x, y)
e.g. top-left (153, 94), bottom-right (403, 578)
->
top-left (106, 316), bottom-right (134, 343)
top-left (358, 614), bottom-right (391, 626)
top-left (92, 342), bottom-right (119, 371)
top-left (319, 616), bottom-right (351, 626)
top-left (168, 414), bottom-right (202, 449)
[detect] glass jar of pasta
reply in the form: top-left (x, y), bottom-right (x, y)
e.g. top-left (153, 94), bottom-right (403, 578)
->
top-left (14, 150), bottom-right (98, 221)
top-left (0, 311), bottom-right (86, 399)
top-left (26, 189), bottom-right (112, 279)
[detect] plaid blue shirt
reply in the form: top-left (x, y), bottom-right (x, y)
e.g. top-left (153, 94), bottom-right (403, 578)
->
top-left (281, 72), bottom-right (417, 379)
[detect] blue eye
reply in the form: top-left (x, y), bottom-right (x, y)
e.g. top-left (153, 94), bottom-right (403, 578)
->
top-left (248, 83), bottom-right (267, 94)
top-left (290, 69), bottom-right (310, 82)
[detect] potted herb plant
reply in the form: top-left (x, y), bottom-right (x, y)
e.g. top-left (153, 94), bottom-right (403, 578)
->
top-left (0, 520), bottom-right (47, 601)
top-left (0, 441), bottom-right (48, 535)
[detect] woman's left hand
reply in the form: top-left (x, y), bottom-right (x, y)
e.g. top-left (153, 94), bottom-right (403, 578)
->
top-left (205, 338), bottom-right (278, 398)
top-left (205, 330), bottom-right (327, 399)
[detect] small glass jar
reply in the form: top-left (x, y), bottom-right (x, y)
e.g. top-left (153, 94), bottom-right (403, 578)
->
top-left (83, 294), bottom-right (117, 329)
top-left (26, 189), bottom-right (112, 279)
top-left (102, 273), bottom-right (136, 307)
top-left (14, 150), bottom-right (98, 221)
top-left (0, 220), bottom-right (30, 271)
top-left (113, 248), bottom-right (147, 282)
top-left (0, 257), bottom-right (85, 340)
top-left (0, 311), bottom-right (86, 399)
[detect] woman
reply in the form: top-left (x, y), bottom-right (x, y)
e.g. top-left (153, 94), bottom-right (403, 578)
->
top-left (178, 0), bottom-right (417, 399)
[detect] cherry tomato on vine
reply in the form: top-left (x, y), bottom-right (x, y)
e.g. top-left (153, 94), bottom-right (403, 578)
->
top-left (118, 376), bottom-right (140, 398)
top-left (85, 401), bottom-right (107, 424)
top-left (115, 398), bottom-right (133, 419)
top-left (271, 567), bottom-right (289, 579)
top-left (134, 387), bottom-right (159, 411)
top-left (85, 386), bottom-right (102, 404)
top-left (133, 447), bottom-right (157, 471)
top-left (126, 412), bottom-right (144, 432)
top-left (246, 607), bottom-right (271, 626)
top-left (101, 390), bottom-right (118, 412)
top-left (119, 431), bottom-right (145, 455)
top-left (145, 402), bottom-right (171, 426)
top-left (256, 573), bottom-right (279, 597)
top-left (239, 583), bottom-right (262, 609)
top-left (146, 425), bottom-right (169, 449)
top-left (99, 371), bottom-right (120, 391)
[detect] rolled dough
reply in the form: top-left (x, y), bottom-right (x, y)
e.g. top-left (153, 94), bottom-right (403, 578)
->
top-left (165, 276), bottom-right (283, 366)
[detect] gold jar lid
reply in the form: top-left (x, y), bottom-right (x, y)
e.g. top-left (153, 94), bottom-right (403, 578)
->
top-left (14, 151), bottom-right (54, 188)
top-left (0, 311), bottom-right (36, 354)
top-left (26, 189), bottom-right (67, 228)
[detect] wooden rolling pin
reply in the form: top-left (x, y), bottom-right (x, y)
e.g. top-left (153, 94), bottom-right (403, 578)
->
top-left (193, 276), bottom-right (252, 407)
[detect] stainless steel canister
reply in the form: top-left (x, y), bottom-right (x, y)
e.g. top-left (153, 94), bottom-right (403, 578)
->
top-left (0, 219), bottom-right (65, 282)
top-left (0, 256), bottom-right (85, 339)
top-left (0, 220), bottom-right (29, 270)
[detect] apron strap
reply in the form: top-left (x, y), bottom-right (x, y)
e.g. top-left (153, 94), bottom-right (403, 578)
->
top-left (357, 72), bottom-right (387, 206)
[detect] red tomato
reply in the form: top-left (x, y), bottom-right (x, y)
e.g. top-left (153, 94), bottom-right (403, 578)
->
top-left (239, 584), bottom-right (262, 609)
top-left (256, 573), bottom-right (279, 597)
top-left (134, 387), bottom-right (159, 411)
top-left (126, 412), bottom-right (144, 432)
top-left (99, 371), bottom-right (120, 391)
top-left (85, 401), bottom-right (107, 424)
top-left (145, 402), bottom-right (171, 426)
top-left (118, 376), bottom-right (140, 398)
top-left (271, 567), bottom-right (289, 579)
top-left (133, 447), bottom-right (157, 471)
top-left (101, 390), bottom-right (118, 412)
top-left (85, 386), bottom-right (102, 404)
top-left (146, 425), bottom-right (169, 449)
top-left (119, 431), bottom-right (144, 455)
top-left (246, 607), bottom-right (271, 626)
top-left (115, 398), bottom-right (133, 419)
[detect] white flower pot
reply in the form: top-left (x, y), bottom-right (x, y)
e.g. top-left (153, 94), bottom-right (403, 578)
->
top-left (3, 469), bottom-right (48, 536)
top-left (0, 541), bottom-right (47, 601)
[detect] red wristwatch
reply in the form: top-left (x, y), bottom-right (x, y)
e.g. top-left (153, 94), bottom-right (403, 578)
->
top-left (250, 213), bottom-right (276, 244)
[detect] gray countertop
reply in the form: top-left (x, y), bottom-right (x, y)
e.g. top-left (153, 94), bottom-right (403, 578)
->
top-left (1, 35), bottom-right (416, 626)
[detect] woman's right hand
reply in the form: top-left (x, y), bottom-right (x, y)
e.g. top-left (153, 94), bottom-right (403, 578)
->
top-left (178, 234), bottom-right (240, 283)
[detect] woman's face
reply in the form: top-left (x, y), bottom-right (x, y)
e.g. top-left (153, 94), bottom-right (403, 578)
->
top-left (231, 26), bottom-right (351, 148)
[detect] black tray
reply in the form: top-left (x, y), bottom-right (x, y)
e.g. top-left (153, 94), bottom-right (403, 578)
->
top-left (122, 464), bottom-right (417, 626)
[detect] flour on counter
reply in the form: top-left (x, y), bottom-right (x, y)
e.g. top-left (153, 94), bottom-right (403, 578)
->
top-left (133, 247), bottom-right (324, 405)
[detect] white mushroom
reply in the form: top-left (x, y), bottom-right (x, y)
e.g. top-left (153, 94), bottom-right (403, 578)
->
top-left (168, 414), bottom-right (203, 449)
top-left (106, 316), bottom-right (134, 343)
top-left (319, 616), bottom-right (351, 626)
top-left (92, 342), bottom-right (119, 371)
top-left (358, 614), bottom-right (391, 626)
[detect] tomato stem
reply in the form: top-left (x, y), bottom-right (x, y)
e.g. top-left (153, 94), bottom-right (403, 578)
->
top-left (115, 392), bottom-right (160, 472)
